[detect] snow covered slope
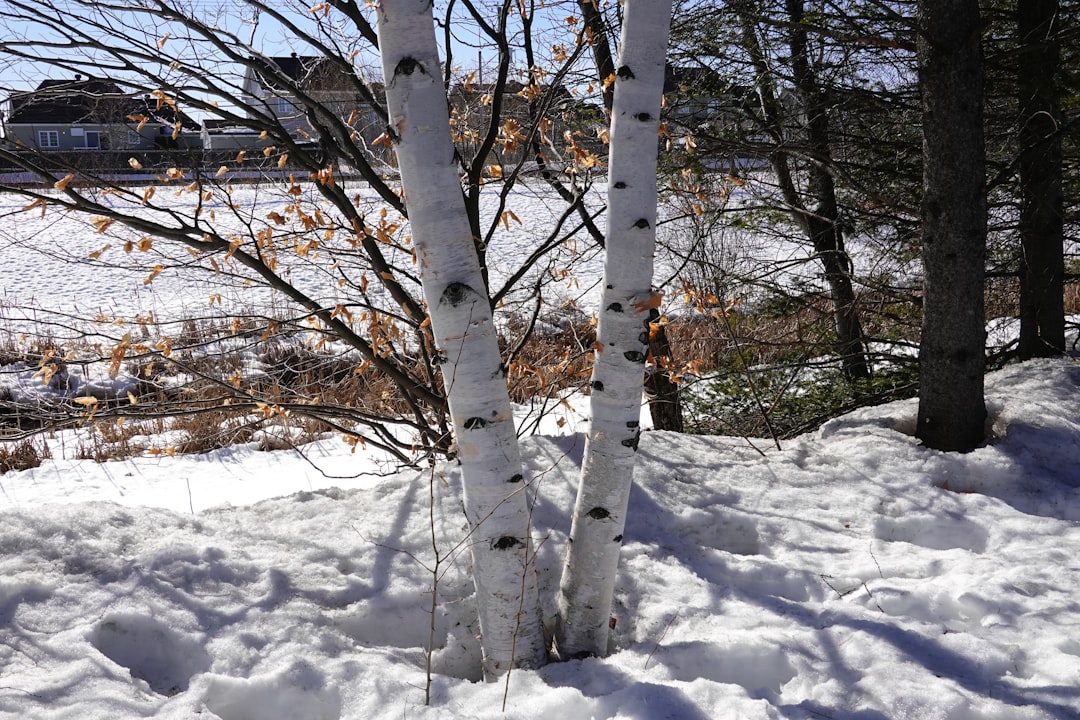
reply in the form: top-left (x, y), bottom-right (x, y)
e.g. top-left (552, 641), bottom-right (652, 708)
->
top-left (1, 358), bottom-right (1078, 718)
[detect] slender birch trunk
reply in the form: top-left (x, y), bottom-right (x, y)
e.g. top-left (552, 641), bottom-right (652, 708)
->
top-left (374, 0), bottom-right (546, 678)
top-left (555, 0), bottom-right (673, 659)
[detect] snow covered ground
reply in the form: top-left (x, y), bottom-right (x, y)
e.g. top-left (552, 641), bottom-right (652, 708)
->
top-left (1, 358), bottom-right (1079, 719)
top-left (0, 181), bottom-right (610, 326)
top-left (2, 181), bottom-right (1080, 718)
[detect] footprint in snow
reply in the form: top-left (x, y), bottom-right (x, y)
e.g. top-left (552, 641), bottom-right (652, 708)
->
top-left (86, 612), bottom-right (211, 696)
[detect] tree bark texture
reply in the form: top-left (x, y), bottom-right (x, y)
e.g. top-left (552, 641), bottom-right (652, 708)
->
top-left (375, 0), bottom-right (546, 678)
top-left (1017, 0), bottom-right (1065, 359)
top-left (555, 0), bottom-right (673, 659)
top-left (915, 0), bottom-right (988, 452)
top-left (582, 0), bottom-right (683, 429)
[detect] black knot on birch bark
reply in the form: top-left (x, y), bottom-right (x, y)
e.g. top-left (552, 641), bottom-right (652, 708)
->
top-left (616, 65), bottom-right (635, 80)
top-left (440, 282), bottom-right (473, 308)
top-left (614, 181), bottom-right (627, 189)
top-left (591, 380), bottom-right (604, 392)
top-left (621, 433), bottom-right (640, 450)
top-left (508, 473), bottom-right (524, 484)
top-left (394, 56), bottom-right (424, 78)
top-left (613, 534), bottom-right (623, 542)
top-left (638, 330), bottom-right (649, 344)
top-left (624, 350), bottom-right (646, 363)
top-left (492, 536), bottom-right (522, 550)
top-left (463, 416), bottom-right (487, 429)
top-left (586, 507), bottom-right (610, 520)
top-left (635, 112), bottom-right (652, 121)
top-left (607, 302), bottom-right (624, 313)
top-left (626, 420), bottom-right (639, 429)
top-left (633, 218), bottom-right (650, 229)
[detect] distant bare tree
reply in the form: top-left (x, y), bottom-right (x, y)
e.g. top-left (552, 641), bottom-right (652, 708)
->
top-left (0, 0), bottom-right (603, 462)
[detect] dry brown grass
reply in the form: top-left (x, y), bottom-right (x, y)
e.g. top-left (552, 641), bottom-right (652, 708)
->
top-left (2, 278), bottom-right (1077, 465)
top-left (1066, 281), bottom-right (1080, 315)
top-left (663, 293), bottom-right (879, 376)
top-left (502, 315), bottom-right (595, 403)
top-left (0, 436), bottom-right (51, 473)
top-left (985, 277), bottom-right (1080, 318)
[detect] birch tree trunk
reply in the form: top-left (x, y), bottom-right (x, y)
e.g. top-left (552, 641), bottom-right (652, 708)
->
top-left (374, 0), bottom-right (546, 678)
top-left (555, 0), bottom-right (673, 659)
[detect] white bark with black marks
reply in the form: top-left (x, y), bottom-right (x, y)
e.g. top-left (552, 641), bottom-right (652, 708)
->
top-left (555, 0), bottom-right (673, 659)
top-left (375, 0), bottom-right (546, 678)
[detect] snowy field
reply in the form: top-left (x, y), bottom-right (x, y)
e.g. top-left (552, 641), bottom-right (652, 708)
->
top-left (0, 180), bottom-right (611, 325)
top-left (0, 176), bottom-right (858, 331)
top-left (2, 181), bottom-right (1080, 718)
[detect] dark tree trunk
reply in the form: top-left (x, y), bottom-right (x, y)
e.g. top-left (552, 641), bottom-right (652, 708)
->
top-left (741, 2), bottom-right (871, 381)
top-left (915, 0), bottom-right (988, 452)
top-left (579, 0), bottom-right (617, 114)
top-left (806, 216), bottom-right (870, 380)
top-left (785, 0), bottom-right (870, 380)
top-left (646, 323), bottom-right (684, 432)
top-left (1017, 0), bottom-right (1065, 359)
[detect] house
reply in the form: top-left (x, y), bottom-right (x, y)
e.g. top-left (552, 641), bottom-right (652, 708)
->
top-left (664, 66), bottom-right (757, 131)
top-left (241, 55), bottom-right (385, 154)
top-left (1, 77), bottom-right (201, 154)
top-left (199, 118), bottom-right (267, 152)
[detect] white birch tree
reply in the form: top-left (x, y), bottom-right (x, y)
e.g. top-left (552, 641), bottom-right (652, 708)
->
top-left (555, 0), bottom-right (673, 658)
top-left (374, 0), bottom-right (546, 677)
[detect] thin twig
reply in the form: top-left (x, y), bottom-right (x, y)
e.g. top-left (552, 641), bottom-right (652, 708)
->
top-left (425, 463), bottom-right (440, 706)
top-left (868, 541), bottom-right (884, 578)
top-left (643, 610), bottom-right (680, 671)
top-left (717, 308), bottom-right (783, 450)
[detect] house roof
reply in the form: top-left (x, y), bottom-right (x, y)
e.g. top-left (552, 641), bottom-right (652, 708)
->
top-left (6, 78), bottom-right (199, 130)
top-left (247, 55), bottom-right (380, 97)
top-left (8, 79), bottom-right (126, 124)
top-left (249, 55), bottom-right (330, 92)
top-left (664, 65), bottom-right (750, 100)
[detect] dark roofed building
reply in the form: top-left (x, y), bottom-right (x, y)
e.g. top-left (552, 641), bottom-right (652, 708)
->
top-left (240, 55), bottom-right (387, 159)
top-left (2, 77), bottom-right (200, 152)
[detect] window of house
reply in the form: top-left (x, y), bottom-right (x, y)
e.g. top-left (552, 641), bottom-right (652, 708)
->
top-left (84, 131), bottom-right (101, 150)
top-left (37, 130), bottom-right (59, 149)
top-left (277, 97), bottom-right (293, 114)
top-left (127, 130), bottom-right (143, 147)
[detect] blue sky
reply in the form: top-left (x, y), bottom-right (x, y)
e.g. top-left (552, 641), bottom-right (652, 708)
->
top-left (0, 1), bottom-right (576, 96)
